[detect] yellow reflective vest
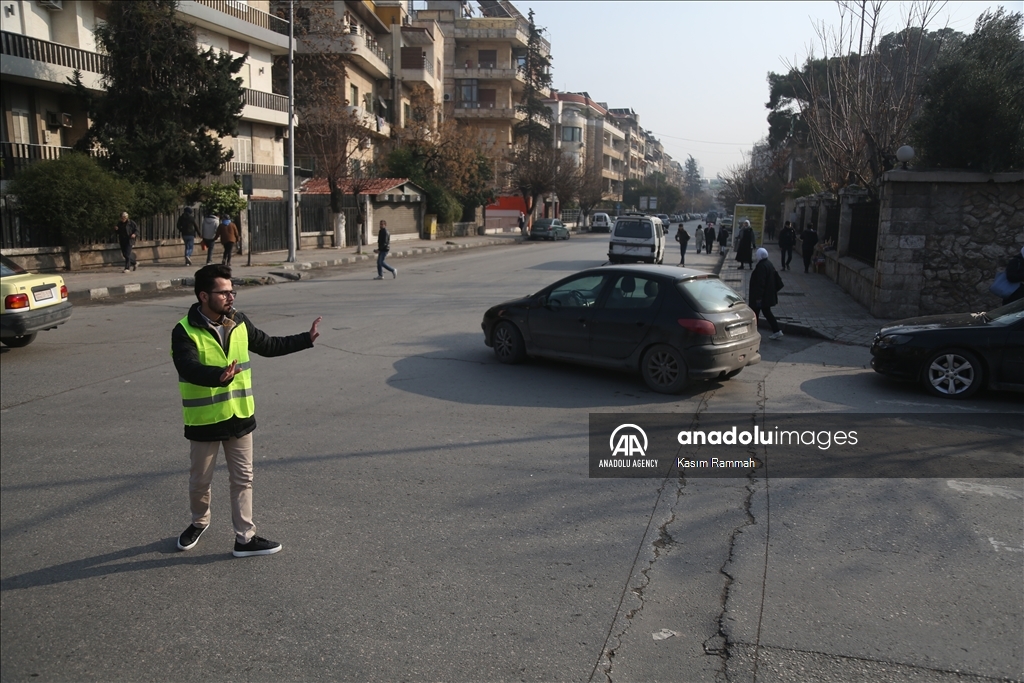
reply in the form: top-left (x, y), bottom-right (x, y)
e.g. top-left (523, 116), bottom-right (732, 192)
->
top-left (177, 316), bottom-right (254, 426)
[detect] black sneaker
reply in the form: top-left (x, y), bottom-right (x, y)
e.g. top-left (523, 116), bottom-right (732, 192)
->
top-left (177, 524), bottom-right (206, 551)
top-left (233, 535), bottom-right (282, 557)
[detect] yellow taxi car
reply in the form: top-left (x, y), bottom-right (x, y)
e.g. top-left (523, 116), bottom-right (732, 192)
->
top-left (1, 255), bottom-right (72, 347)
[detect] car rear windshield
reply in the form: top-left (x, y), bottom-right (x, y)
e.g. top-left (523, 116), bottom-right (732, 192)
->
top-left (614, 219), bottom-right (652, 239)
top-left (534, 219), bottom-right (553, 228)
top-left (677, 277), bottom-right (744, 313)
top-left (1, 255), bottom-right (28, 276)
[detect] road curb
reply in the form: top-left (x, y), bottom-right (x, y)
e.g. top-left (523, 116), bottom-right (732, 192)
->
top-left (64, 237), bottom-right (519, 302)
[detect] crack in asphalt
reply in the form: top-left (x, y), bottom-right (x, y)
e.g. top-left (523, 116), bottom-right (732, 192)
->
top-left (590, 393), bottom-right (712, 683)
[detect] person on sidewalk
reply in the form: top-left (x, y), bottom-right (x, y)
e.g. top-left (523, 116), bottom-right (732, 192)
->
top-left (706, 224), bottom-right (717, 254)
top-left (716, 223), bottom-right (728, 255)
top-left (215, 215), bottom-right (240, 266)
top-left (172, 264), bottom-right (322, 557)
top-left (375, 219), bottom-right (397, 279)
top-left (766, 217), bottom-right (777, 241)
top-left (177, 208), bottom-right (198, 266)
top-left (114, 211), bottom-right (138, 272)
top-left (735, 219), bottom-right (755, 269)
top-left (801, 223), bottom-right (819, 273)
top-left (518, 212), bottom-right (526, 236)
top-left (999, 246), bottom-right (1024, 304)
top-left (675, 224), bottom-right (690, 265)
top-left (694, 223), bottom-right (704, 253)
top-left (778, 221), bottom-right (797, 271)
top-left (201, 211), bottom-right (219, 264)
top-left (749, 248), bottom-right (784, 340)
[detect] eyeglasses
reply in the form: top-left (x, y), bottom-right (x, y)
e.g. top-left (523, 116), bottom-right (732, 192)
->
top-left (209, 290), bottom-right (237, 299)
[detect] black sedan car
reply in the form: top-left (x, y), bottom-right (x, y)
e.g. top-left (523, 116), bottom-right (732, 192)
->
top-left (529, 218), bottom-right (570, 241)
top-left (481, 265), bottom-right (761, 393)
top-left (870, 298), bottom-right (1024, 399)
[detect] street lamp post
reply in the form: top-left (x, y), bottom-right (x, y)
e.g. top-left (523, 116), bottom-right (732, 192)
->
top-left (286, 0), bottom-right (296, 262)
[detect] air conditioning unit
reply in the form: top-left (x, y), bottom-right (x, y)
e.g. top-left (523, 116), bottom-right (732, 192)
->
top-left (46, 112), bottom-right (72, 128)
top-left (443, 93), bottom-right (452, 102)
top-left (38, 0), bottom-right (63, 9)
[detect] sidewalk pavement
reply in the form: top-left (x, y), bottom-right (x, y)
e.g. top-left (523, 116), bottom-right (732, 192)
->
top-left (60, 229), bottom-right (887, 347)
top-left (711, 241), bottom-right (882, 347)
top-left (60, 233), bottom-right (522, 303)
top-left (673, 235), bottom-right (883, 347)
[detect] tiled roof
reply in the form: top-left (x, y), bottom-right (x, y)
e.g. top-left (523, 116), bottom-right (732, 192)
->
top-left (300, 178), bottom-right (411, 195)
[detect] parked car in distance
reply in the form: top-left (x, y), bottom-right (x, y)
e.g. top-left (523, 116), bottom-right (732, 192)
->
top-left (482, 264), bottom-right (761, 393)
top-left (657, 213), bottom-right (671, 225)
top-left (869, 297), bottom-right (1024, 398)
top-left (609, 214), bottom-right (666, 264)
top-left (530, 218), bottom-right (570, 241)
top-left (591, 213), bottom-right (612, 232)
top-left (1, 255), bottom-right (72, 347)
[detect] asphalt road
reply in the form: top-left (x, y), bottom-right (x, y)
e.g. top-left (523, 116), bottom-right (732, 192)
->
top-left (1, 232), bottom-right (1021, 682)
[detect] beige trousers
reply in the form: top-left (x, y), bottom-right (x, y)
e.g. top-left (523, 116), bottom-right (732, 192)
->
top-left (189, 434), bottom-right (255, 543)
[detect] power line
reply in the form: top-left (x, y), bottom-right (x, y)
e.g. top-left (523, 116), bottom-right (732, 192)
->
top-left (648, 131), bottom-right (756, 146)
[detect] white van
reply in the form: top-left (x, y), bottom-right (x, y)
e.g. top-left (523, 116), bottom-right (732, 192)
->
top-left (591, 212), bottom-right (611, 232)
top-left (608, 214), bottom-right (665, 264)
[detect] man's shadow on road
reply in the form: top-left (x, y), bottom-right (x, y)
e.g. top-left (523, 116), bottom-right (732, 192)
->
top-left (0, 539), bottom-right (231, 591)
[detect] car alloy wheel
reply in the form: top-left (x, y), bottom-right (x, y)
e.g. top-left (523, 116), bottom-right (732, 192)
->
top-left (641, 344), bottom-right (689, 394)
top-left (493, 321), bottom-right (526, 364)
top-left (922, 348), bottom-right (982, 399)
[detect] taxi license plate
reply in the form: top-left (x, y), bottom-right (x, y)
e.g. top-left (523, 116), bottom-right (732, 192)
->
top-left (730, 324), bottom-right (749, 337)
top-left (33, 288), bottom-right (54, 302)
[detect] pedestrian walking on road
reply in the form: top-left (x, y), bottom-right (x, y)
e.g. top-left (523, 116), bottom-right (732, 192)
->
top-left (201, 211), bottom-right (219, 264)
top-left (215, 215), bottom-right (240, 266)
top-left (778, 221), bottom-right (796, 270)
top-left (518, 211), bottom-right (526, 235)
top-left (114, 211), bottom-right (138, 272)
top-left (177, 208), bottom-right (198, 266)
top-left (801, 223), bottom-right (819, 273)
top-left (766, 217), bottom-right (777, 241)
top-left (172, 264), bottom-right (321, 557)
top-left (735, 219), bottom-right (755, 269)
top-left (706, 224), bottom-right (716, 254)
top-left (749, 248), bottom-right (784, 340)
top-left (375, 219), bottom-right (397, 279)
top-left (675, 225), bottom-right (690, 265)
top-left (694, 223), bottom-right (704, 253)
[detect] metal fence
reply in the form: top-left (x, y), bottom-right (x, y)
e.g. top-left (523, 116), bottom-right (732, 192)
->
top-left (248, 200), bottom-right (289, 253)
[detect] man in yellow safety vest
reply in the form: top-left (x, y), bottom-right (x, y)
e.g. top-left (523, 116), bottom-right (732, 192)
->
top-left (171, 264), bottom-right (321, 557)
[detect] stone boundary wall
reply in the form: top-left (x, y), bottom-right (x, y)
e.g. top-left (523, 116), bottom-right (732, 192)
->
top-left (872, 171), bottom-right (1023, 318)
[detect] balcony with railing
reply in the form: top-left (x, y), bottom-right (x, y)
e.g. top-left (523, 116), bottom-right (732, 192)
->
top-left (340, 27), bottom-right (392, 79)
top-left (344, 106), bottom-right (391, 138)
top-left (399, 53), bottom-right (435, 86)
top-left (1, 30), bottom-right (108, 90)
top-left (191, 0), bottom-right (290, 36)
top-left (0, 142), bottom-right (109, 180)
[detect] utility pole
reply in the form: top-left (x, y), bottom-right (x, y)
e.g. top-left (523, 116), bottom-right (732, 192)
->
top-left (286, 0), bottom-right (297, 262)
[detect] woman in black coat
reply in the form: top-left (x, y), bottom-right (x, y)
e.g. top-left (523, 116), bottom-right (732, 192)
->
top-left (735, 220), bottom-right (755, 269)
top-left (749, 248), bottom-right (783, 340)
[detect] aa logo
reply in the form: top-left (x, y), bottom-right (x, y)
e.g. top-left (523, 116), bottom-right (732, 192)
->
top-left (610, 424), bottom-right (648, 457)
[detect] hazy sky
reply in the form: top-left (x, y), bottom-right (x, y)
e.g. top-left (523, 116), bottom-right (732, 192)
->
top-left (511, 0), bottom-right (1019, 179)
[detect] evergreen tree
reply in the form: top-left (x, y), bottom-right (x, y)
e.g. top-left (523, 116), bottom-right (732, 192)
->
top-left (913, 8), bottom-right (1024, 171)
top-left (512, 10), bottom-right (553, 151)
top-left (74, 0), bottom-right (246, 187)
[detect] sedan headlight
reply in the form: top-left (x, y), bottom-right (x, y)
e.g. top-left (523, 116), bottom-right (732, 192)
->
top-left (878, 333), bottom-right (913, 346)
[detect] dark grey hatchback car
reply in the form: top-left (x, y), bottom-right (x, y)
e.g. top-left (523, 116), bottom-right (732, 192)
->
top-left (482, 265), bottom-right (761, 393)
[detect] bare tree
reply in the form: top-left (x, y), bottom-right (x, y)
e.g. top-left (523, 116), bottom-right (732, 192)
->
top-left (576, 168), bottom-right (605, 229)
top-left (785, 1), bottom-right (948, 193)
top-left (282, 1), bottom-right (380, 246)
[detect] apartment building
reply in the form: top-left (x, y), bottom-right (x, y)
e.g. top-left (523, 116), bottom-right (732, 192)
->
top-left (546, 90), bottom-right (625, 202)
top-left (608, 107), bottom-right (647, 182)
top-left (1, 0), bottom-right (292, 195)
top-left (418, 0), bottom-right (549, 151)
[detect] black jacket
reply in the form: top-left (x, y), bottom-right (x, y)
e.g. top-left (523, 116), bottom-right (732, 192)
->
top-left (115, 219), bottom-right (138, 244)
top-left (800, 228), bottom-right (819, 255)
top-left (378, 227), bottom-right (391, 252)
top-left (177, 213), bottom-right (198, 237)
top-left (171, 303), bottom-right (314, 441)
top-left (749, 259), bottom-right (781, 309)
top-left (778, 227), bottom-right (797, 249)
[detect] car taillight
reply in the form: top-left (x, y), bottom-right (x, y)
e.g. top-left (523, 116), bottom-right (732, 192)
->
top-left (5, 294), bottom-right (29, 310)
top-left (678, 318), bottom-right (716, 335)
top-left (60, 285), bottom-right (68, 300)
